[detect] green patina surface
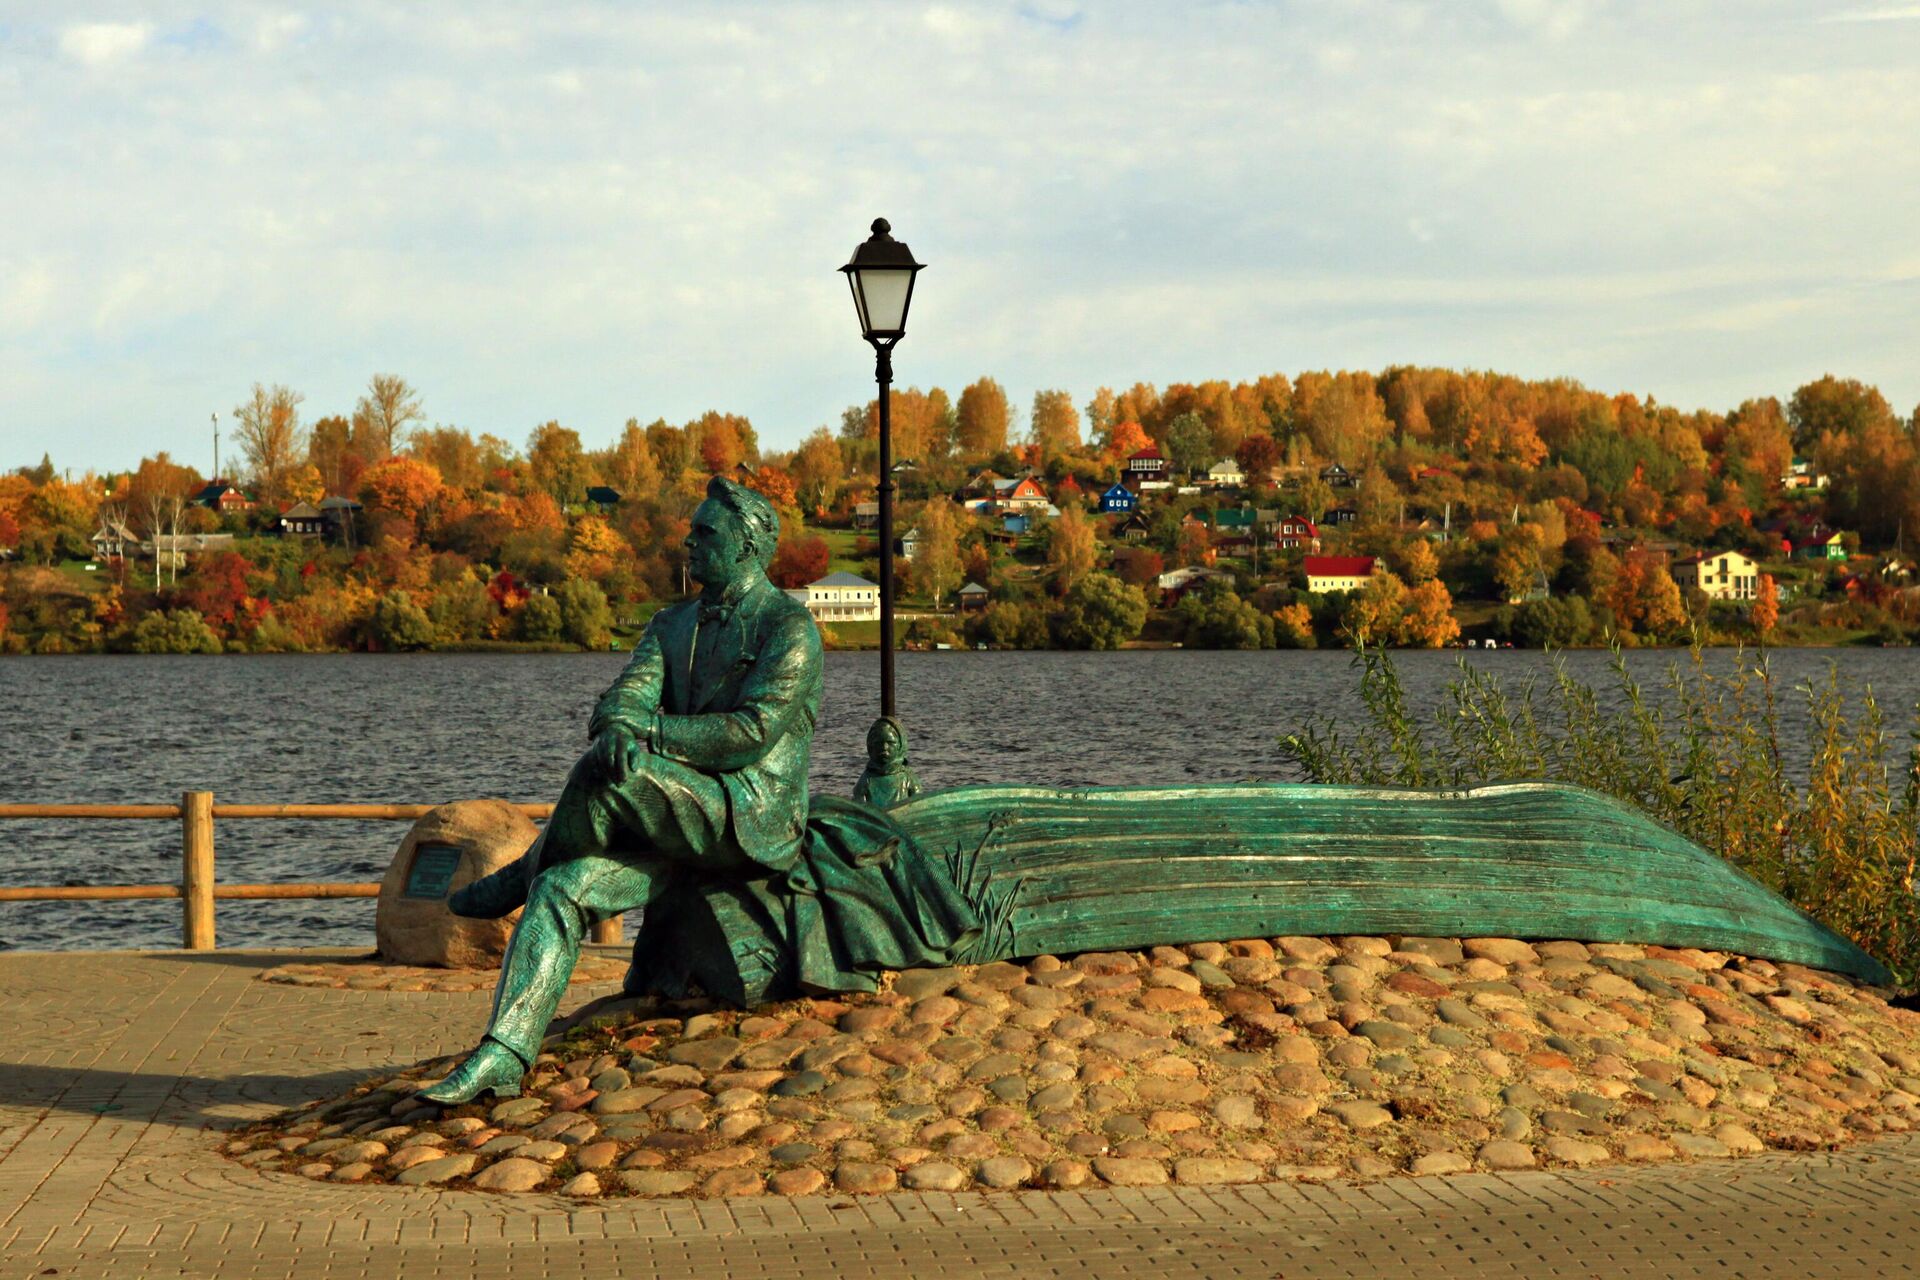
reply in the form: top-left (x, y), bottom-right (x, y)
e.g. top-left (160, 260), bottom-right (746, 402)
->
top-left (892, 781), bottom-right (1891, 985)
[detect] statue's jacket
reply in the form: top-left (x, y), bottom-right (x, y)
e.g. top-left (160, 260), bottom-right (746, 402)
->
top-left (589, 576), bottom-right (979, 1004)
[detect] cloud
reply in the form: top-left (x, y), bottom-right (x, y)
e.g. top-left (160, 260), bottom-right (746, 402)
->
top-left (2, 1), bottom-right (1918, 471)
top-left (58, 21), bottom-right (153, 66)
top-left (1821, 5), bottom-right (1920, 20)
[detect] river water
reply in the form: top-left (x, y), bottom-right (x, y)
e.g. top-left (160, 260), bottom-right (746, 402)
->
top-left (3, 648), bottom-right (1916, 951)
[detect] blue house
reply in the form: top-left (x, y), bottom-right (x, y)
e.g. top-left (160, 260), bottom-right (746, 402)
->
top-left (1002, 513), bottom-right (1032, 535)
top-left (1099, 483), bottom-right (1137, 513)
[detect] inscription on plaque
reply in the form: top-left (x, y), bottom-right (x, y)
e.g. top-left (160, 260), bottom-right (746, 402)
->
top-left (404, 844), bottom-right (463, 900)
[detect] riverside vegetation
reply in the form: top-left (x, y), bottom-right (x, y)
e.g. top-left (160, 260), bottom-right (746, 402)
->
top-left (4, 367), bottom-right (1920, 654)
top-left (1283, 644), bottom-right (1920, 987)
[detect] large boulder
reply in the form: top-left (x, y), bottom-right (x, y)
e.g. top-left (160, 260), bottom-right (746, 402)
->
top-left (375, 799), bottom-right (538, 968)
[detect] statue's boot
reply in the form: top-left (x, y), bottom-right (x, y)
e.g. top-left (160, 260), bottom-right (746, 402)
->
top-left (447, 837), bottom-right (542, 919)
top-left (428, 864), bottom-right (594, 1107)
top-left (417, 1037), bottom-right (525, 1105)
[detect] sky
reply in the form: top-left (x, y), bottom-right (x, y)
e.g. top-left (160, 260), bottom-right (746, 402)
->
top-left (2, 1), bottom-right (1918, 476)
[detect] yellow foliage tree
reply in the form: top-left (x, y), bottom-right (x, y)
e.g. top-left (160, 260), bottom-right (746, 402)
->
top-left (565, 516), bottom-right (629, 583)
top-left (1395, 578), bottom-right (1460, 647)
top-left (1045, 504), bottom-right (1097, 594)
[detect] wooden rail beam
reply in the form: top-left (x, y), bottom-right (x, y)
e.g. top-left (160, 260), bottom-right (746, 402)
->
top-left (211, 883), bottom-right (380, 899)
top-left (210, 803), bottom-right (556, 820)
top-left (0, 804), bottom-right (182, 819)
top-left (0, 884), bottom-right (183, 901)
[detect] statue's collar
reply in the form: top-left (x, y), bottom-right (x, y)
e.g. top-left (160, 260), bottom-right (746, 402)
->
top-left (699, 575), bottom-right (758, 609)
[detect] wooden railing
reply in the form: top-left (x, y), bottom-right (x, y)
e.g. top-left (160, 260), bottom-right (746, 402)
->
top-left (0, 792), bottom-right (623, 951)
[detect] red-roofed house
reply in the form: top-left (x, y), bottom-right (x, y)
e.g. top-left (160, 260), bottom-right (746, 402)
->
top-left (1274, 515), bottom-right (1320, 552)
top-left (1304, 555), bottom-right (1380, 593)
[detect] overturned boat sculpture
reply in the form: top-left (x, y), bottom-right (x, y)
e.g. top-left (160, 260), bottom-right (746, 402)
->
top-left (630, 781), bottom-right (1891, 1005)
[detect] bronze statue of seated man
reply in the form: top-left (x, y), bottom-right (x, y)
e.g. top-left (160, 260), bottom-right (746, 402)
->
top-left (422, 477), bottom-right (977, 1105)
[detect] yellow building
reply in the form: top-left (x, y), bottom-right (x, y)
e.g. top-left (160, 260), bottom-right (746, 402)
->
top-left (1672, 550), bottom-right (1759, 601)
top-left (1303, 555), bottom-right (1380, 593)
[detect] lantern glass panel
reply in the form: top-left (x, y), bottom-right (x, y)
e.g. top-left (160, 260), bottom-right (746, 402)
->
top-left (854, 267), bottom-right (913, 335)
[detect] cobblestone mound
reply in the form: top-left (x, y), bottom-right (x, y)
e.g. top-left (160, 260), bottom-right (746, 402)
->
top-left (227, 935), bottom-right (1920, 1197)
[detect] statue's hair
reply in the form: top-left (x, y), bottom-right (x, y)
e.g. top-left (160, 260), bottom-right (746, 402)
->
top-left (705, 475), bottom-right (781, 569)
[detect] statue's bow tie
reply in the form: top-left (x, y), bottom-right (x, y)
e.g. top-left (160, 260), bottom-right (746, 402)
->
top-left (698, 601), bottom-right (735, 624)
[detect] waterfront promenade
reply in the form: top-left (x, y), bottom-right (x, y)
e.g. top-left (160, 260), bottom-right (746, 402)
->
top-left (1, 946), bottom-right (1915, 1279)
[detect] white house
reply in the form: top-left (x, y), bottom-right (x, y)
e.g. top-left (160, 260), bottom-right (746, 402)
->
top-left (1206, 458), bottom-right (1245, 488)
top-left (793, 571), bottom-right (882, 622)
top-left (1672, 549), bottom-right (1760, 601)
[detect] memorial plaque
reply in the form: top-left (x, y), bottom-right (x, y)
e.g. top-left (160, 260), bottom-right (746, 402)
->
top-left (405, 844), bottom-right (463, 900)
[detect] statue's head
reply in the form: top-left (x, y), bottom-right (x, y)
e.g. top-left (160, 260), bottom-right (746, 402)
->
top-left (865, 715), bottom-right (908, 770)
top-left (686, 476), bottom-right (780, 587)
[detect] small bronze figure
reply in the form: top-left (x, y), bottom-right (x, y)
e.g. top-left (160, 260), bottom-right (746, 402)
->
top-left (853, 715), bottom-right (921, 809)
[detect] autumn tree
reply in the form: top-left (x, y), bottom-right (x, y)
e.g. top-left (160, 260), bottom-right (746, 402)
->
top-left (1396, 579), bottom-right (1460, 647)
top-left (790, 428), bottom-right (844, 512)
top-left (1751, 573), bottom-right (1779, 638)
top-left (1234, 432), bottom-right (1279, 487)
top-left (1044, 503), bottom-right (1097, 593)
top-left (1164, 412), bottom-right (1213, 478)
top-left (564, 517), bottom-right (629, 583)
top-left (1642, 565), bottom-right (1690, 640)
top-left (768, 534), bottom-right (830, 589)
top-left (352, 373), bottom-right (424, 461)
top-left (914, 497), bottom-right (964, 606)
top-left (1492, 523), bottom-right (1546, 603)
top-left (604, 419), bottom-right (663, 499)
top-left (1030, 389), bottom-right (1081, 460)
top-left (1105, 420), bottom-right (1151, 465)
top-left (358, 456), bottom-right (445, 532)
top-left (232, 383), bottom-right (305, 504)
top-left (306, 415), bottom-right (355, 496)
top-left (956, 377), bottom-right (1011, 457)
top-left (1341, 570), bottom-right (1408, 646)
top-left (644, 420), bottom-right (692, 486)
top-left (696, 415), bottom-right (748, 474)
top-left (1051, 574), bottom-right (1147, 650)
top-left (1395, 538), bottom-right (1439, 584)
top-left (1175, 520), bottom-right (1212, 568)
top-left (1111, 545), bottom-right (1164, 586)
top-left (124, 453), bottom-right (201, 515)
top-left (1788, 374), bottom-right (1897, 450)
top-left (413, 426), bottom-right (489, 493)
top-left (527, 422), bottom-right (589, 505)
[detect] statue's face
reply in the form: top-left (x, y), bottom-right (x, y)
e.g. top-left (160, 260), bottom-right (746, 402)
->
top-left (684, 499), bottom-right (753, 588)
top-left (869, 720), bottom-right (905, 766)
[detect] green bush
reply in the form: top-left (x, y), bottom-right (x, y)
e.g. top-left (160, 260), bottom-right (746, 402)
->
top-left (128, 608), bottom-right (223, 655)
top-left (1051, 574), bottom-right (1148, 650)
top-left (1282, 642), bottom-right (1920, 986)
top-left (366, 590), bottom-right (435, 651)
top-left (518, 593), bottom-right (564, 643)
top-left (556, 578), bottom-right (613, 650)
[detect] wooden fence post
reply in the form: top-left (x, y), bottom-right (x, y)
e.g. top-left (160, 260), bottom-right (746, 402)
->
top-left (591, 915), bottom-right (623, 946)
top-left (182, 791), bottom-right (215, 950)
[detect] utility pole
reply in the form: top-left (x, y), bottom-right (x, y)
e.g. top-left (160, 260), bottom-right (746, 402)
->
top-left (212, 413), bottom-right (220, 483)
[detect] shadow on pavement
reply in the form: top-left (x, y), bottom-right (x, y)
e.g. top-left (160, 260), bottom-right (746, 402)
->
top-left (0, 1060), bottom-right (411, 1127)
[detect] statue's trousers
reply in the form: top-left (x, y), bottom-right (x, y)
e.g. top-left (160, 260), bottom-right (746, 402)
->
top-left (481, 749), bottom-right (751, 1064)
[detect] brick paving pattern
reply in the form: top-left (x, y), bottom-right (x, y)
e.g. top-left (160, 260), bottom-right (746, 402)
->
top-left (0, 947), bottom-right (1915, 1278)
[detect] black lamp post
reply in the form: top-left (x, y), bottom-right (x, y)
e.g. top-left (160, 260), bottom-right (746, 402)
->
top-left (840, 217), bottom-right (924, 720)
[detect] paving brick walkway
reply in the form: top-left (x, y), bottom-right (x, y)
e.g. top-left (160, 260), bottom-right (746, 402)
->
top-left (0, 947), bottom-right (1914, 1279)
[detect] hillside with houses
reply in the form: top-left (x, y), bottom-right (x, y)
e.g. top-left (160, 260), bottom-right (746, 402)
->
top-left (2, 368), bottom-right (1917, 654)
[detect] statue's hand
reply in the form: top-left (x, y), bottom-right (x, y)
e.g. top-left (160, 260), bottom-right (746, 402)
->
top-left (595, 724), bottom-right (647, 782)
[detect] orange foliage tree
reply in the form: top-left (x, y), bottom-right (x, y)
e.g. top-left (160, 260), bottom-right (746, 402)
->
top-left (358, 457), bottom-right (445, 530)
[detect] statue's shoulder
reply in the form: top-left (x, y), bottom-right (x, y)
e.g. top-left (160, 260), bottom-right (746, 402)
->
top-left (651, 598), bottom-right (696, 629)
top-left (754, 579), bottom-right (815, 626)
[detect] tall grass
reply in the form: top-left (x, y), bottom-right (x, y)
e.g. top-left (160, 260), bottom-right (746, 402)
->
top-left (1280, 643), bottom-right (1920, 987)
